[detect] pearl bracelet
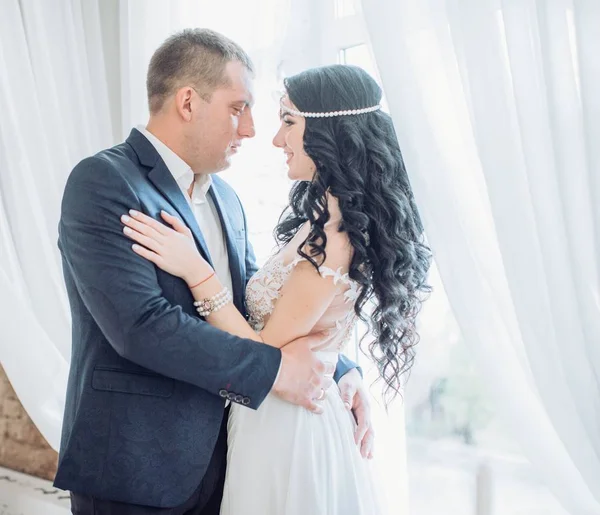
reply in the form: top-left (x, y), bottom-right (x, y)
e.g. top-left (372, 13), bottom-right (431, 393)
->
top-left (194, 288), bottom-right (233, 317)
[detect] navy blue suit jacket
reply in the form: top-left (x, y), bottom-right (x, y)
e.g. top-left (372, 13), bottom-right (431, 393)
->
top-left (54, 129), bottom-right (357, 507)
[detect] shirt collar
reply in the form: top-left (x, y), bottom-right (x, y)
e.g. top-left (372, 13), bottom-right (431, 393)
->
top-left (137, 125), bottom-right (212, 201)
top-left (192, 173), bottom-right (212, 201)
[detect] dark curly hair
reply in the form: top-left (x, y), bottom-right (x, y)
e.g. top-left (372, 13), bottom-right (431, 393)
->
top-left (275, 65), bottom-right (432, 403)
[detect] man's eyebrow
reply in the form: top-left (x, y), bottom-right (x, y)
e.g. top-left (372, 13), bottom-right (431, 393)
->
top-left (231, 98), bottom-right (254, 109)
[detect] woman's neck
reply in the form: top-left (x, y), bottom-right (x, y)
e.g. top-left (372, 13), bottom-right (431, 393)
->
top-left (325, 192), bottom-right (342, 226)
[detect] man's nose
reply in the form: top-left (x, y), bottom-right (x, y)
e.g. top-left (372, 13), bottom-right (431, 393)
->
top-left (239, 109), bottom-right (256, 139)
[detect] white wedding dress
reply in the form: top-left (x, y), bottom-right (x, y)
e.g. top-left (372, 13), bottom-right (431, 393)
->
top-left (219, 251), bottom-right (384, 515)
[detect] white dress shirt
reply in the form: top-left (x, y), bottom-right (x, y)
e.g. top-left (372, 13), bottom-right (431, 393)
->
top-left (138, 127), bottom-right (233, 294)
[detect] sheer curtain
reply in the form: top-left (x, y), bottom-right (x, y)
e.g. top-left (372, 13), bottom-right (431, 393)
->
top-left (361, 0), bottom-right (600, 513)
top-left (0, 0), bottom-right (114, 451)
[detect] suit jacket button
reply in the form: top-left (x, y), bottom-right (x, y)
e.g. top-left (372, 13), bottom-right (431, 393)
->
top-left (234, 394), bottom-right (243, 403)
top-left (242, 397), bottom-right (250, 406)
top-left (227, 393), bottom-right (236, 401)
top-left (219, 389), bottom-right (228, 398)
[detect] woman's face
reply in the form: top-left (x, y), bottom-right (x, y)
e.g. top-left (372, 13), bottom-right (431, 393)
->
top-left (272, 96), bottom-right (317, 181)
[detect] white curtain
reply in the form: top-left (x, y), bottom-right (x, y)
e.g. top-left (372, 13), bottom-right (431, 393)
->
top-left (362, 0), bottom-right (600, 513)
top-left (0, 0), bottom-right (114, 451)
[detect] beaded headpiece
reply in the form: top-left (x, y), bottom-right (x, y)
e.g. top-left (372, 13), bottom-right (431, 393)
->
top-left (280, 103), bottom-right (381, 118)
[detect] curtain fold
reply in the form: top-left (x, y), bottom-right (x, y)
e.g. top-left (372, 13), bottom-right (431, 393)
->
top-left (362, 0), bottom-right (600, 513)
top-left (0, 0), bottom-right (114, 451)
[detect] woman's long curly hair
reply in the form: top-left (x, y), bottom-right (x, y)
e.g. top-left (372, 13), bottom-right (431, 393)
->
top-left (276, 65), bottom-right (432, 403)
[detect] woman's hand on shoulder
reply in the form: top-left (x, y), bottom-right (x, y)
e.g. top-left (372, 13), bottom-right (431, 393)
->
top-left (120, 209), bottom-right (213, 286)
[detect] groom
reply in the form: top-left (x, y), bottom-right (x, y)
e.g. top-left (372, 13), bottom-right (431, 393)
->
top-left (55, 29), bottom-right (372, 514)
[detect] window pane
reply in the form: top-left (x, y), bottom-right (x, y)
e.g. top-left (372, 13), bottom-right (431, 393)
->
top-left (334, 0), bottom-right (357, 19)
top-left (338, 44), bottom-right (373, 75)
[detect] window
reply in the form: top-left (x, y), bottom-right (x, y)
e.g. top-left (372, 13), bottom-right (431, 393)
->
top-left (338, 44), bottom-right (371, 71)
top-left (334, 0), bottom-right (358, 19)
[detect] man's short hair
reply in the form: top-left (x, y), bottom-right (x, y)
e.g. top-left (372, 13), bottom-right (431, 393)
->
top-left (146, 28), bottom-right (254, 114)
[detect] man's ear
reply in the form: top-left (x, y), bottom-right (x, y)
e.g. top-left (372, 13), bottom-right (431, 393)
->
top-left (174, 87), bottom-right (195, 122)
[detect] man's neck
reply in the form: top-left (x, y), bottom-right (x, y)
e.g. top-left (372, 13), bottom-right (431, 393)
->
top-left (144, 120), bottom-right (213, 177)
top-left (145, 121), bottom-right (183, 158)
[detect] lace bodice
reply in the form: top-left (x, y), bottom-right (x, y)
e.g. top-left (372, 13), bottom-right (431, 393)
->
top-left (245, 253), bottom-right (361, 352)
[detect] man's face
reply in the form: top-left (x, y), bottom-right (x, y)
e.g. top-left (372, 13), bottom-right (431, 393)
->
top-left (185, 60), bottom-right (256, 174)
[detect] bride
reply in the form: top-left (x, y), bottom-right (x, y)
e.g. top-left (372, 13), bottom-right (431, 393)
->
top-left (121, 64), bottom-right (432, 515)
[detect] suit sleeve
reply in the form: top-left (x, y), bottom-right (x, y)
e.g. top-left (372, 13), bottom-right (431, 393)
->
top-left (59, 156), bottom-right (281, 409)
top-left (334, 353), bottom-right (362, 383)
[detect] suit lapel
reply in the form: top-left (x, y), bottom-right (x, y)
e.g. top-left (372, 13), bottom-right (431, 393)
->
top-left (127, 129), bottom-right (214, 265)
top-left (127, 129), bottom-right (245, 304)
top-left (209, 186), bottom-right (244, 310)
top-left (147, 160), bottom-right (214, 268)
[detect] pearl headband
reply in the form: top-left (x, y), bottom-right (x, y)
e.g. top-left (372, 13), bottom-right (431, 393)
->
top-left (280, 103), bottom-right (381, 118)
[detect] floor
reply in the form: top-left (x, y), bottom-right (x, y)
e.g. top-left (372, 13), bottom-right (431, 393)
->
top-left (0, 449), bottom-right (569, 515)
top-left (0, 467), bottom-right (69, 515)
